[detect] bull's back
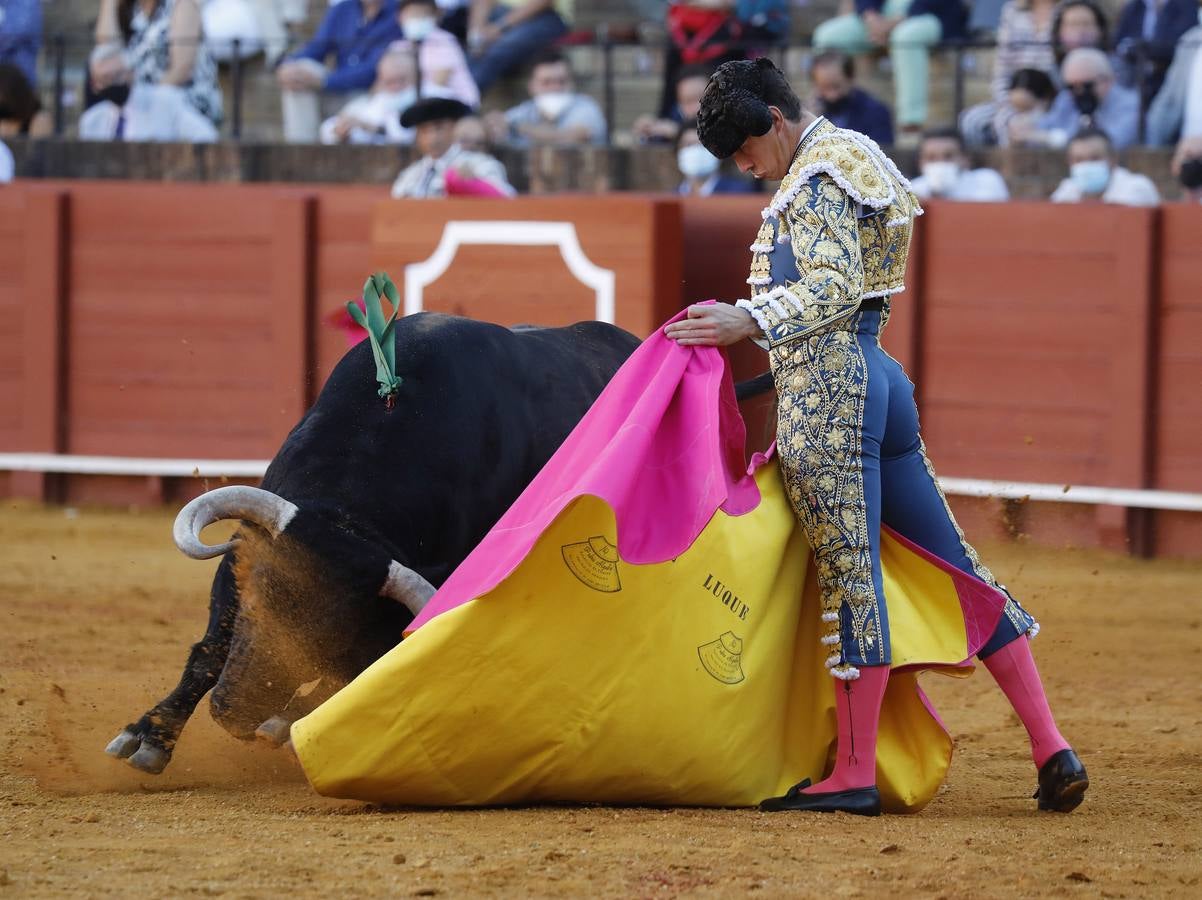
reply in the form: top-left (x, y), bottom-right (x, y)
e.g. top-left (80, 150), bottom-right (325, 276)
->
top-left (258, 315), bottom-right (639, 575)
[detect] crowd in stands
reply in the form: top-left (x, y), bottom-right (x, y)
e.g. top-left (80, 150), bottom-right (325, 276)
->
top-left (0, 0), bottom-right (1200, 199)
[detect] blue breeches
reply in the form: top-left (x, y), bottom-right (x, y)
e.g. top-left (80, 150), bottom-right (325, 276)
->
top-left (772, 310), bottom-right (1035, 676)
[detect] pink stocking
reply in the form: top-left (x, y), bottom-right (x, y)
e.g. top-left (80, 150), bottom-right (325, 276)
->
top-left (983, 636), bottom-right (1070, 768)
top-left (804, 665), bottom-right (889, 794)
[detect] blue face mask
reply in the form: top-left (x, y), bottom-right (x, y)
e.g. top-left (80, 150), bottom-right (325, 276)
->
top-left (1070, 159), bottom-right (1111, 196)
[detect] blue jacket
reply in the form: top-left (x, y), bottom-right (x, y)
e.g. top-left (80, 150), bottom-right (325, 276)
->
top-left (819, 87), bottom-right (895, 147)
top-left (854, 0), bottom-right (967, 41)
top-left (1114, 0), bottom-right (1198, 99)
top-left (287, 0), bottom-right (402, 93)
top-left (1038, 81), bottom-right (1142, 150)
top-left (0, 0), bottom-right (41, 87)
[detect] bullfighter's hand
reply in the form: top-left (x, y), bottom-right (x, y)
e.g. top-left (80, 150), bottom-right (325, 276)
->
top-left (663, 302), bottom-right (761, 347)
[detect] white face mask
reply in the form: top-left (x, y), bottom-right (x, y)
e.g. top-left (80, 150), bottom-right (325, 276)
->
top-left (920, 160), bottom-right (961, 195)
top-left (402, 17), bottom-right (437, 42)
top-left (677, 143), bottom-right (720, 180)
top-left (1069, 159), bottom-right (1111, 195)
top-left (533, 91), bottom-right (572, 121)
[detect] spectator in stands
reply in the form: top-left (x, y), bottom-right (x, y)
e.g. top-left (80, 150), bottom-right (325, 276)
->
top-left (1051, 0), bottom-right (1108, 66)
top-left (1050, 126), bottom-right (1160, 204)
top-left (84, 0), bottom-right (224, 141)
top-left (0, 62), bottom-right (52, 137)
top-left (736, 0), bottom-right (790, 44)
top-left (675, 119), bottom-right (756, 195)
top-left (0, 0), bottom-right (40, 87)
top-left (808, 50), bottom-right (893, 146)
top-left (1114, 0), bottom-right (1196, 101)
top-left (466, 0), bottom-right (570, 94)
top-left (320, 49), bottom-right (447, 144)
top-left (910, 127), bottom-right (1010, 201)
top-left (658, 1), bottom-right (747, 118)
top-left (276, 0), bottom-right (401, 143)
top-left (1174, 134), bottom-right (1202, 200)
top-left (632, 65), bottom-right (711, 144)
top-left (997, 67), bottom-right (1058, 145)
top-left (1146, 12), bottom-right (1202, 145)
top-left (485, 49), bottom-right (606, 147)
top-left (391, 95), bottom-right (515, 196)
top-left (1036, 47), bottom-right (1141, 149)
top-left (390, 0), bottom-right (480, 107)
top-left (959, 0), bottom-right (1058, 146)
top-left (812, 0), bottom-right (968, 139)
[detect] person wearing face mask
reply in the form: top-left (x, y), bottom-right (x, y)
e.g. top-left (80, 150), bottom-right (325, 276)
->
top-left (388, 0), bottom-right (480, 108)
top-left (485, 49), bottom-right (606, 148)
top-left (1037, 47), bottom-right (1142, 149)
top-left (909, 128), bottom-right (1009, 201)
top-left (391, 96), bottom-right (515, 197)
top-left (1050, 127), bottom-right (1160, 205)
top-left (807, 51), bottom-right (893, 147)
top-left (675, 121), bottom-right (756, 195)
top-left (320, 49), bottom-right (457, 144)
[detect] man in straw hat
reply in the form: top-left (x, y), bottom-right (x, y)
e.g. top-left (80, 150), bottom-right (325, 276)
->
top-left (390, 96), bottom-right (515, 198)
top-left (663, 58), bottom-right (1086, 816)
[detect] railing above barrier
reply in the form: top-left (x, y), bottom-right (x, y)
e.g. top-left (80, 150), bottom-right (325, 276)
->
top-left (16, 29), bottom-right (1195, 144)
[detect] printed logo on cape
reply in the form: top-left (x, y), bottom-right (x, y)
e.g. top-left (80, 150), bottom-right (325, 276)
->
top-left (697, 632), bottom-right (745, 684)
top-left (561, 536), bottom-right (622, 592)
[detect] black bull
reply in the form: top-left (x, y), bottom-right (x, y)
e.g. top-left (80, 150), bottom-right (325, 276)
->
top-left (106, 313), bottom-right (771, 774)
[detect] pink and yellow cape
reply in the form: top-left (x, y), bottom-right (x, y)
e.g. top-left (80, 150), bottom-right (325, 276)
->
top-left (292, 312), bottom-right (1005, 812)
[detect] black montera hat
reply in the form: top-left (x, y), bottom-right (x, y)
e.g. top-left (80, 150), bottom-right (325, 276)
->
top-left (400, 97), bottom-right (472, 128)
top-left (696, 58), bottom-right (786, 159)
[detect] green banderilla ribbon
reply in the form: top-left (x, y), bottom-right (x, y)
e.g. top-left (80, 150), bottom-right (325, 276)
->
top-left (347, 272), bottom-right (403, 403)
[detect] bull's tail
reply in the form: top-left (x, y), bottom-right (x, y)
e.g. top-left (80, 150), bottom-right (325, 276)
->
top-left (734, 372), bottom-right (775, 402)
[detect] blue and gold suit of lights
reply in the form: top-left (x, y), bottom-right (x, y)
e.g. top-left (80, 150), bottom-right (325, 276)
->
top-left (737, 119), bottom-right (1037, 680)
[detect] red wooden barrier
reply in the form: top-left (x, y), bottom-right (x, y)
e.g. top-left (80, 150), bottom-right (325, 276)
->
top-left (1154, 204), bottom-right (1202, 557)
top-left (0, 181), bottom-right (1198, 557)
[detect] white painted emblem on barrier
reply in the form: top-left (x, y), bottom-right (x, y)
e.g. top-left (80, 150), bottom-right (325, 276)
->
top-left (403, 221), bottom-right (616, 324)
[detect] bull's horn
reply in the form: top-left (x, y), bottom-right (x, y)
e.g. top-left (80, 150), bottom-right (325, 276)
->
top-left (174, 486), bottom-right (300, 560)
top-left (380, 561), bottom-right (436, 616)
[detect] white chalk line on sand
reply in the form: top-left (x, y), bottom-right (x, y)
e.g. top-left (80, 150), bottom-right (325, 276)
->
top-left (2, 453), bottom-right (1202, 513)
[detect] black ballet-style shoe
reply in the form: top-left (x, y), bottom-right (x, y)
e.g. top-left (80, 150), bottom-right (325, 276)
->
top-left (1033, 749), bottom-right (1089, 812)
top-left (758, 779), bottom-right (882, 817)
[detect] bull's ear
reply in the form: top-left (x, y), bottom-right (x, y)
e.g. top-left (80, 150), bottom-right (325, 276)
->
top-left (379, 561), bottom-right (436, 616)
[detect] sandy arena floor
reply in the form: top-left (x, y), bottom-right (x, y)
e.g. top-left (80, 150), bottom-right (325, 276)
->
top-left (1, 499), bottom-right (1200, 898)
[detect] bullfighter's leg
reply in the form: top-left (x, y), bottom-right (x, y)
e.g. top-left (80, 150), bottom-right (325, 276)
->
top-left (874, 353), bottom-right (1086, 810)
top-left (760, 324), bottom-right (890, 815)
top-left (105, 553), bottom-right (238, 774)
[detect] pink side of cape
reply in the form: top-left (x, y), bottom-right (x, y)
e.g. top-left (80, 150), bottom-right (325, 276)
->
top-left (408, 309), bottom-right (1008, 652)
top-left (408, 307), bottom-right (760, 633)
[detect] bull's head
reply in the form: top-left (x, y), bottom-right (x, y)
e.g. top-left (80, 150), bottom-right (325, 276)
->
top-left (173, 486), bottom-right (435, 741)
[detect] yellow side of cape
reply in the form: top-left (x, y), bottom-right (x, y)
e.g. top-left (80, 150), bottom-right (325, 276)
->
top-left (293, 464), bottom-right (973, 812)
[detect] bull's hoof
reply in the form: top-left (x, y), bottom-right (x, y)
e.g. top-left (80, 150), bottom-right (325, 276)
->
top-left (105, 729), bottom-right (141, 759)
top-left (254, 716), bottom-right (292, 747)
top-left (127, 744), bottom-right (170, 774)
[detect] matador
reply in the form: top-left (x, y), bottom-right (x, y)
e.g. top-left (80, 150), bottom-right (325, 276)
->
top-left (663, 58), bottom-right (1088, 816)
